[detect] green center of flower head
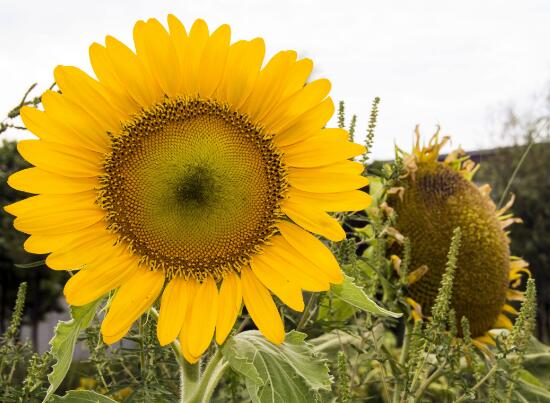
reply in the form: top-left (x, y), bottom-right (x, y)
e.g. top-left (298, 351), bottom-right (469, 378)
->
top-left (391, 161), bottom-right (510, 337)
top-left (99, 98), bottom-right (287, 281)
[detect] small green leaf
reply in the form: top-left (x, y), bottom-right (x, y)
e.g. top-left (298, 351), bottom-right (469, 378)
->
top-left (15, 260), bottom-right (45, 269)
top-left (222, 330), bottom-right (331, 403)
top-left (49, 390), bottom-right (118, 403)
top-left (331, 275), bottom-right (401, 318)
top-left (44, 299), bottom-right (102, 401)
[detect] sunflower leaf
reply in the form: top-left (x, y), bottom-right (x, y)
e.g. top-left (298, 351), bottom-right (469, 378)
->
top-left (49, 390), bottom-right (118, 403)
top-left (331, 275), bottom-right (402, 318)
top-left (222, 330), bottom-right (331, 403)
top-left (44, 299), bottom-right (102, 401)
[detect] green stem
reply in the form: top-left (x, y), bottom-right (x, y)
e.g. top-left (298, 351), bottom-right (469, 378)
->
top-left (296, 293), bottom-right (317, 331)
top-left (180, 360), bottom-right (200, 402)
top-left (149, 308), bottom-right (187, 369)
top-left (412, 360), bottom-right (446, 403)
top-left (454, 365), bottom-right (498, 403)
top-left (392, 323), bottom-right (412, 403)
top-left (497, 140), bottom-right (534, 209)
top-left (187, 349), bottom-right (229, 403)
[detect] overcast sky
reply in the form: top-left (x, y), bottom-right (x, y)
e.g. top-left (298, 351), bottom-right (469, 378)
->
top-left (1, 0), bottom-right (549, 158)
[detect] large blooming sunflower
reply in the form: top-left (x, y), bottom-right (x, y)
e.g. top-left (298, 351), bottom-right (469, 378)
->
top-left (5, 16), bottom-right (371, 363)
top-left (390, 129), bottom-right (529, 345)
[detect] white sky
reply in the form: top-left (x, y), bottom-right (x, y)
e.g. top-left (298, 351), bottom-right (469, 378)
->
top-left (1, 0), bottom-right (550, 158)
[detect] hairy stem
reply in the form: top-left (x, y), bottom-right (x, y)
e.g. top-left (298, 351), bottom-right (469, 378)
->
top-left (454, 365), bottom-right (498, 403)
top-left (187, 349), bottom-right (229, 403)
top-left (412, 360), bottom-right (446, 403)
top-left (180, 360), bottom-right (200, 402)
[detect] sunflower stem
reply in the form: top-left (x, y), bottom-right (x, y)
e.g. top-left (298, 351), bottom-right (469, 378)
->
top-left (149, 307), bottom-right (204, 401)
top-left (187, 349), bottom-right (228, 402)
top-left (180, 359), bottom-right (201, 402)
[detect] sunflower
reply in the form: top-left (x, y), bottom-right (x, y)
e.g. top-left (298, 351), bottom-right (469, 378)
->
top-left (5, 16), bottom-right (371, 363)
top-left (389, 128), bottom-right (529, 345)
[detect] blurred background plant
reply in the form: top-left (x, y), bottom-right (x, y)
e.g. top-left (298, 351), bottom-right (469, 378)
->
top-left (0, 88), bottom-right (549, 402)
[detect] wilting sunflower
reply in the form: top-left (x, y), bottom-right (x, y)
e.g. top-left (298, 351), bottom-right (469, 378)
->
top-left (5, 16), bottom-right (371, 363)
top-left (389, 128), bottom-right (529, 345)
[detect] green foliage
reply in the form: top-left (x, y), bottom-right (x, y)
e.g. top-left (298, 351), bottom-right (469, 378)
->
top-left (0, 282), bottom-right (52, 402)
top-left (362, 96), bottom-right (381, 164)
top-left (49, 390), bottom-right (118, 403)
top-left (334, 351), bottom-right (351, 403)
top-left (45, 299), bottom-right (102, 400)
top-left (330, 275), bottom-right (401, 318)
top-left (222, 330), bottom-right (331, 403)
top-left (430, 227), bottom-right (461, 324)
top-left (1, 93), bottom-right (548, 403)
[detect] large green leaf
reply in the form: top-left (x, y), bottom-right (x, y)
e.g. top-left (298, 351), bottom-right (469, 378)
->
top-left (331, 275), bottom-right (401, 318)
top-left (49, 390), bottom-right (117, 402)
top-left (222, 330), bottom-right (331, 403)
top-left (44, 299), bottom-right (102, 401)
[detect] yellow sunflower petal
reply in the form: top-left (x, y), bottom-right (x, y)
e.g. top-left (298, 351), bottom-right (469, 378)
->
top-left (41, 91), bottom-right (110, 153)
top-left (216, 272), bottom-right (242, 345)
top-left (502, 304), bottom-right (519, 316)
top-left (507, 289), bottom-right (525, 301)
top-left (281, 58), bottom-right (313, 99)
top-left (54, 66), bottom-right (125, 132)
top-left (273, 98), bottom-right (334, 148)
top-left (254, 240), bottom-right (330, 291)
top-left (281, 198), bottom-right (346, 241)
top-left (474, 334), bottom-right (496, 347)
top-left (14, 208), bottom-right (104, 237)
top-left (216, 38), bottom-right (265, 108)
top-left (270, 235), bottom-right (338, 285)
top-left (241, 50), bottom-right (297, 121)
top-left (5, 191), bottom-right (96, 217)
top-left (179, 341), bottom-right (201, 364)
top-left (277, 221), bottom-right (343, 284)
top-left (184, 277), bottom-right (218, 358)
top-left (101, 268), bottom-right (164, 342)
top-left (178, 281), bottom-right (199, 363)
top-left (281, 133), bottom-right (366, 168)
top-left (241, 267), bottom-right (285, 344)
top-left (64, 255), bottom-right (138, 306)
top-left (167, 14), bottom-right (188, 93)
top-left (287, 162), bottom-right (368, 193)
top-left (157, 277), bottom-right (189, 346)
top-left (103, 325), bottom-right (132, 345)
top-left (23, 232), bottom-right (77, 255)
top-left (264, 78), bottom-right (331, 134)
top-left (199, 24), bottom-right (231, 98)
top-left (8, 168), bottom-right (98, 195)
top-left (134, 19), bottom-right (180, 97)
top-left (89, 43), bottom-right (141, 115)
top-left (250, 256), bottom-right (304, 312)
top-left (20, 106), bottom-right (61, 143)
top-left (13, 209), bottom-right (105, 235)
top-left (104, 35), bottom-right (160, 107)
top-left (17, 140), bottom-right (102, 177)
top-left (46, 227), bottom-right (116, 270)
top-left (287, 188), bottom-right (372, 212)
top-left (493, 313), bottom-right (513, 330)
top-left (182, 19), bottom-right (209, 95)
